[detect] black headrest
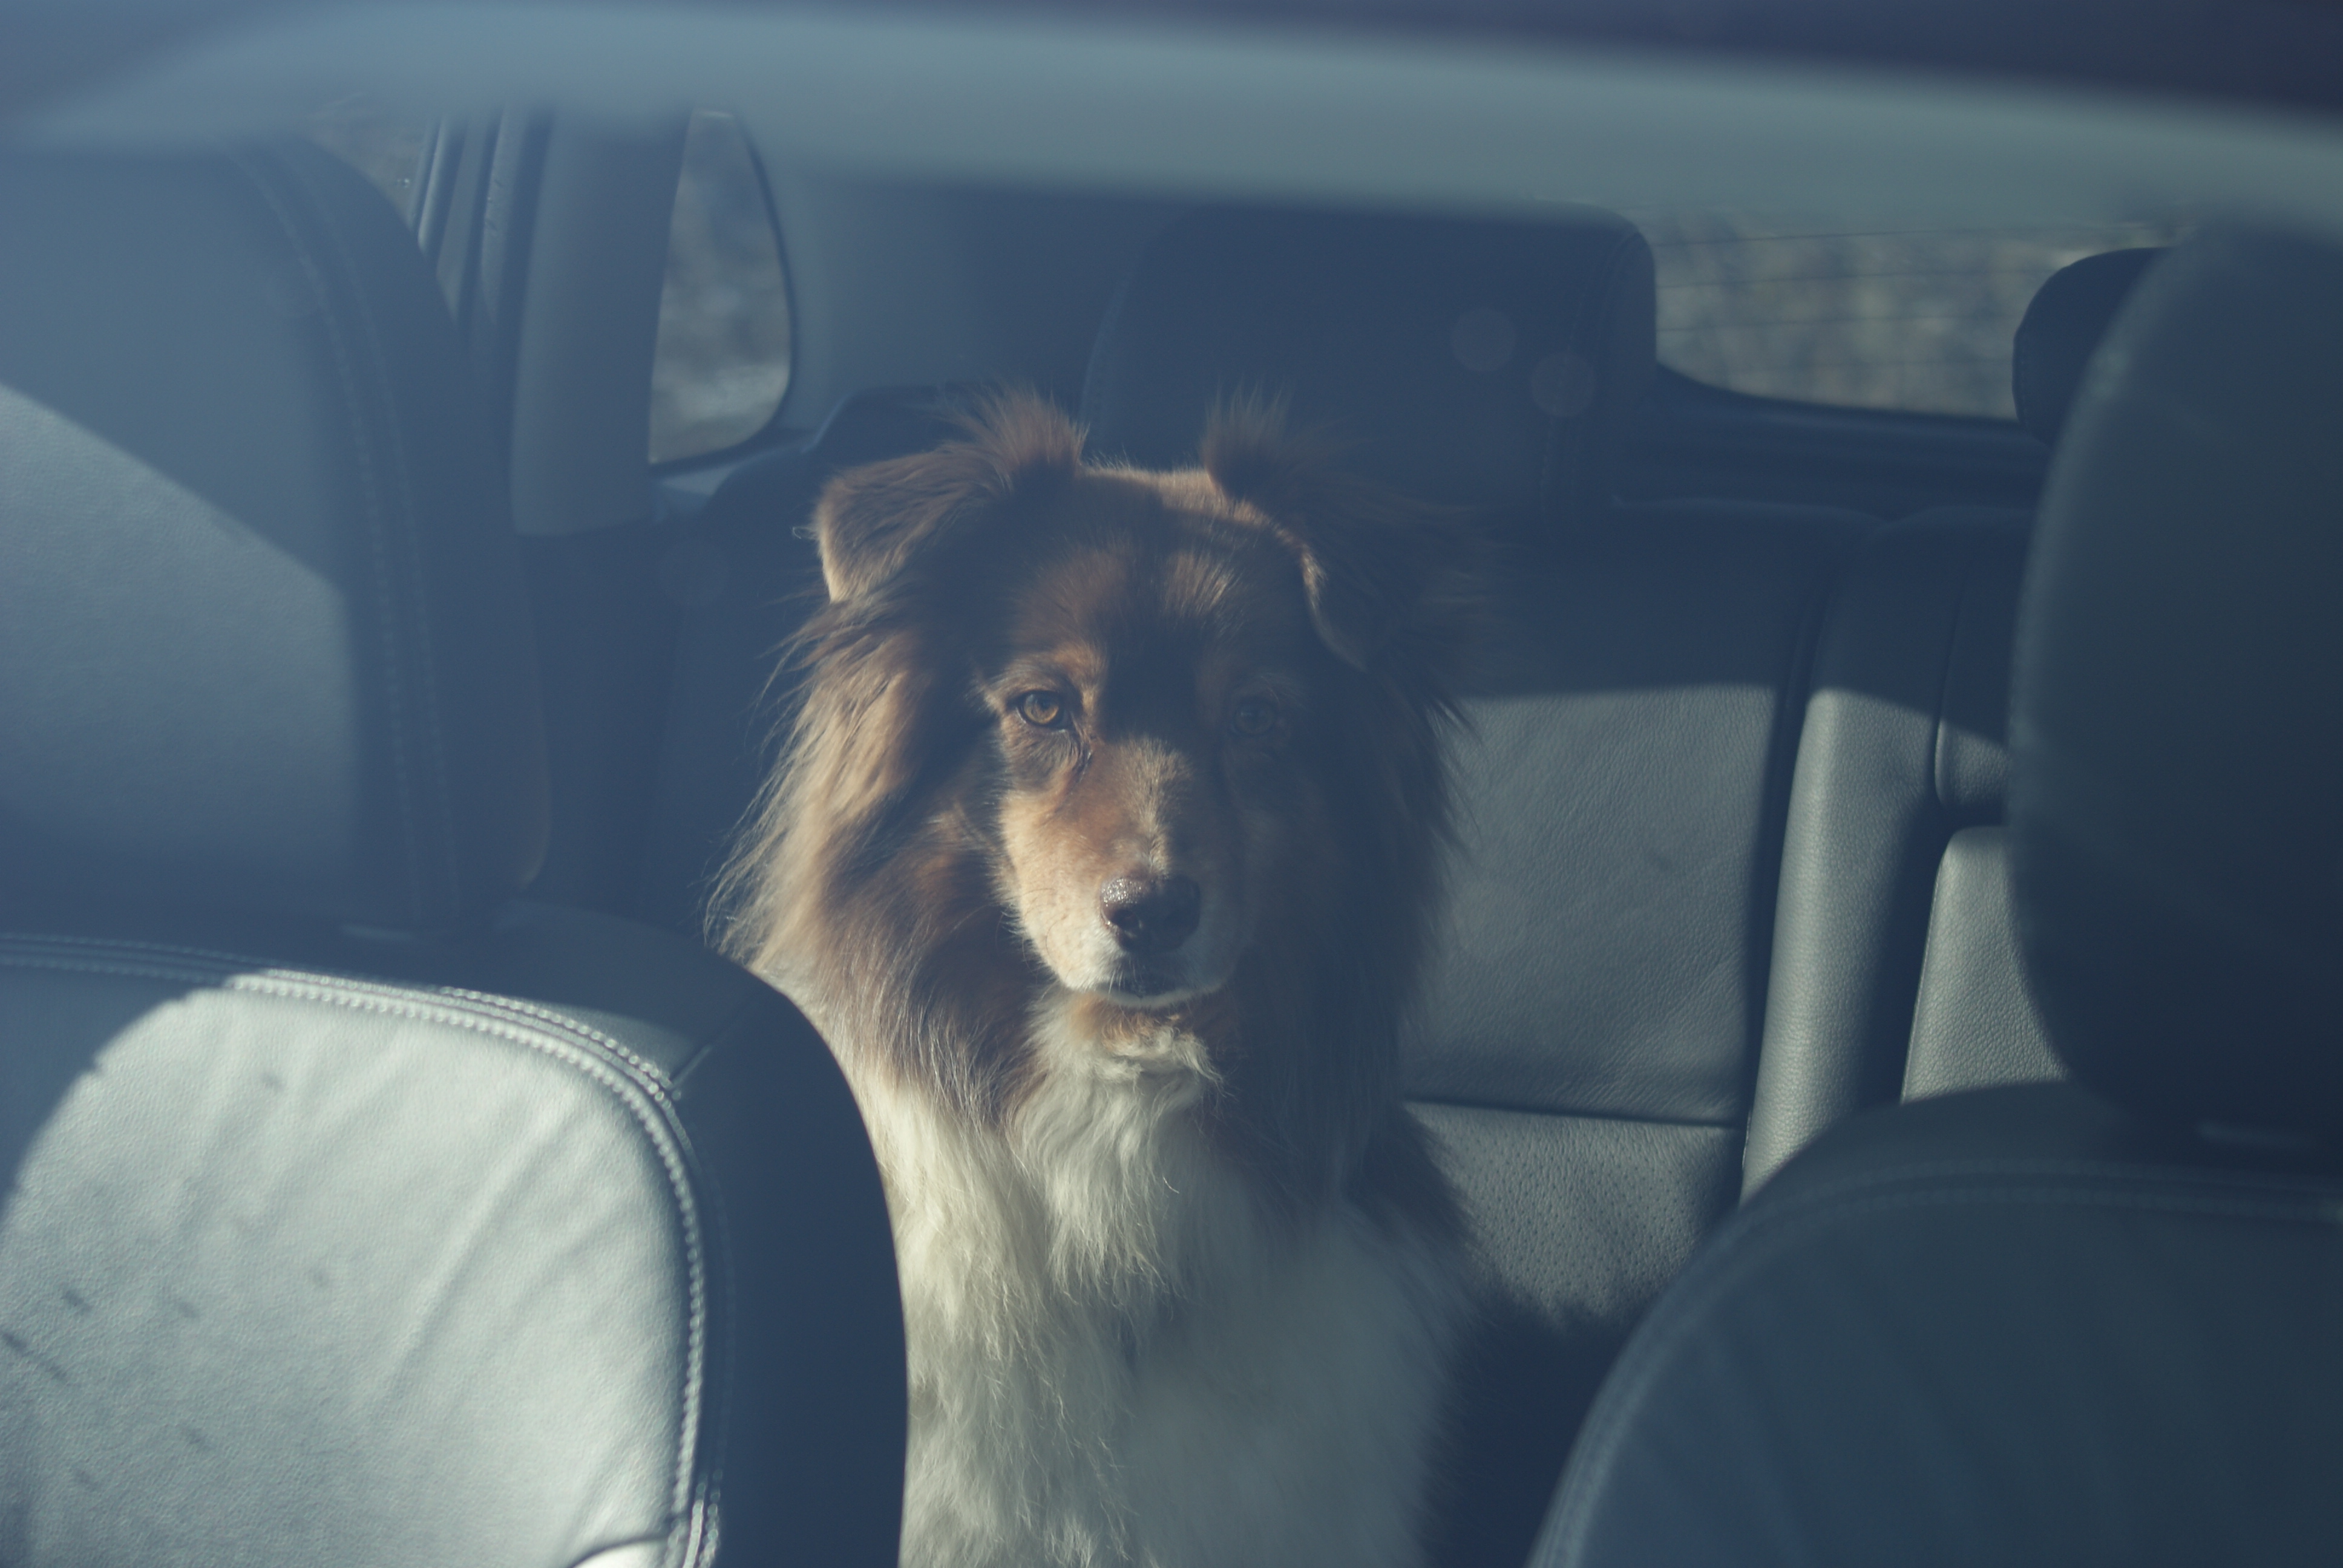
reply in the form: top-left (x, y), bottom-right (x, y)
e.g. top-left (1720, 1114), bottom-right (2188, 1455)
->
top-left (2010, 228), bottom-right (2343, 1143)
top-left (2011, 247), bottom-right (2166, 445)
top-left (1081, 206), bottom-right (1655, 520)
top-left (0, 143), bottom-right (548, 932)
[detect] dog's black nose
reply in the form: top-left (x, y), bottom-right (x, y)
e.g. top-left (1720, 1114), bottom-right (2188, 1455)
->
top-left (1099, 874), bottom-right (1202, 953)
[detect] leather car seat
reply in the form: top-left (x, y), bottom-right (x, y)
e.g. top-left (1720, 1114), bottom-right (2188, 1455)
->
top-left (1530, 227), bottom-right (2343, 1567)
top-left (0, 142), bottom-right (903, 1566)
top-left (1746, 245), bottom-right (2168, 1188)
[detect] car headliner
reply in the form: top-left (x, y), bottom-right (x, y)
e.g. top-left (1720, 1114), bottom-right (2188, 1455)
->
top-left (7, 1), bottom-right (2343, 241)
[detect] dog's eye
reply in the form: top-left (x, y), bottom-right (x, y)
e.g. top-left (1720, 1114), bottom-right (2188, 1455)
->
top-left (1015, 690), bottom-right (1067, 728)
top-left (1230, 696), bottom-right (1279, 736)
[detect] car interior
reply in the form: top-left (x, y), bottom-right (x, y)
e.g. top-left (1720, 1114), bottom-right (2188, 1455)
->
top-left (2, 3), bottom-right (2340, 1565)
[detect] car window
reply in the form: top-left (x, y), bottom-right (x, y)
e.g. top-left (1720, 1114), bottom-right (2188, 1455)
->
top-left (649, 109), bottom-right (793, 465)
top-left (1630, 211), bottom-right (2195, 419)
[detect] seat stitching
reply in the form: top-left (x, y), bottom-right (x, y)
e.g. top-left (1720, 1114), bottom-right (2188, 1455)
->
top-left (0, 931), bottom-right (679, 1091)
top-left (0, 941), bottom-right (709, 1524)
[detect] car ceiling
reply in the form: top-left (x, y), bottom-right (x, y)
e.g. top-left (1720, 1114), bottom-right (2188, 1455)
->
top-left (3, 2), bottom-right (2342, 235)
top-left (13, 0), bottom-right (2343, 124)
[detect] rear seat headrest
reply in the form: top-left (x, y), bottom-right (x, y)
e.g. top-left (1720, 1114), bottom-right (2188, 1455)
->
top-left (1081, 206), bottom-right (1655, 521)
top-left (0, 143), bottom-right (548, 932)
top-left (2010, 228), bottom-right (2343, 1143)
top-left (2011, 247), bottom-right (2165, 445)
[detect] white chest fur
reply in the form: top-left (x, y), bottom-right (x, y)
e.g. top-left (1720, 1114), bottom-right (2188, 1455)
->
top-left (842, 999), bottom-right (1462, 1568)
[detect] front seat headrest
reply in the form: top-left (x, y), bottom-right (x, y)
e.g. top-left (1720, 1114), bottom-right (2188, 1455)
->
top-left (0, 143), bottom-right (548, 933)
top-left (2011, 246), bottom-right (2165, 445)
top-left (2011, 227), bottom-right (2343, 1143)
top-left (1081, 204), bottom-right (1656, 522)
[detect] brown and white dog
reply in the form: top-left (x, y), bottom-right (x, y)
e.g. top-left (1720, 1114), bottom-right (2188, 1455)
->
top-left (719, 391), bottom-right (1477, 1568)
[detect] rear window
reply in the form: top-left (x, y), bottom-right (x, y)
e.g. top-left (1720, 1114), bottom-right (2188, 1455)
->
top-left (1630, 213), bottom-right (2194, 419)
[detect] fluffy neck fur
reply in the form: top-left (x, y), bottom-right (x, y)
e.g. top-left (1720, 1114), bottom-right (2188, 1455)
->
top-left (845, 990), bottom-right (1460, 1568)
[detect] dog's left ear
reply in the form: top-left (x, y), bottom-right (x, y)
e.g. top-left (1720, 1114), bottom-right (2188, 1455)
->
top-left (1202, 399), bottom-right (1483, 677)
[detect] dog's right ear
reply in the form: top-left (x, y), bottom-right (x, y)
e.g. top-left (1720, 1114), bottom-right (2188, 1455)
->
top-left (813, 391), bottom-right (1083, 604)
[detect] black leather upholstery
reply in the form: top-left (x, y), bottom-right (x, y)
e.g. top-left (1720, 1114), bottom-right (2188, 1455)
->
top-left (1414, 501), bottom-right (1863, 1129)
top-left (2010, 246), bottom-right (2164, 445)
top-left (1537, 226), bottom-right (2343, 1568)
top-left (1746, 246), bottom-right (2171, 1187)
top-left (1901, 827), bottom-right (2060, 1099)
top-left (2013, 228), bottom-right (2343, 1142)
top-left (1744, 508), bottom-right (2031, 1184)
top-left (0, 909), bottom-right (902, 1568)
top-left (520, 521), bottom-right (686, 916)
top-left (1412, 1103), bottom-right (1738, 1560)
top-left (1536, 1085), bottom-right (2343, 1567)
top-left (0, 144), bottom-right (903, 1566)
top-left (0, 145), bottom-right (546, 932)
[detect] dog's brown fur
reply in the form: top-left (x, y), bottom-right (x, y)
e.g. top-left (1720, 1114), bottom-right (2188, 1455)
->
top-left (719, 391), bottom-right (1489, 1567)
top-left (718, 390), bottom-right (1480, 1229)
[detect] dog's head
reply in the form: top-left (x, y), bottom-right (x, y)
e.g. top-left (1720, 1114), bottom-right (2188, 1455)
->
top-left (741, 390), bottom-right (1477, 1125)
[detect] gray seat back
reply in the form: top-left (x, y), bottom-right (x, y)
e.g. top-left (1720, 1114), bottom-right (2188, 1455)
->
top-left (1746, 247), bottom-right (2167, 1187)
top-left (0, 142), bottom-right (902, 1567)
top-left (1535, 226), bottom-right (2343, 1568)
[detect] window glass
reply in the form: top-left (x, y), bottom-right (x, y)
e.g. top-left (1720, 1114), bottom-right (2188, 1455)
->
top-left (1630, 212), bottom-right (2195, 419)
top-left (304, 96), bottom-right (429, 224)
top-left (649, 110), bottom-right (793, 465)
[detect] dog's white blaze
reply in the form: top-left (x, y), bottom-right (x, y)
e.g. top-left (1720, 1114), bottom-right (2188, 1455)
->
top-left (834, 990), bottom-right (1462, 1568)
